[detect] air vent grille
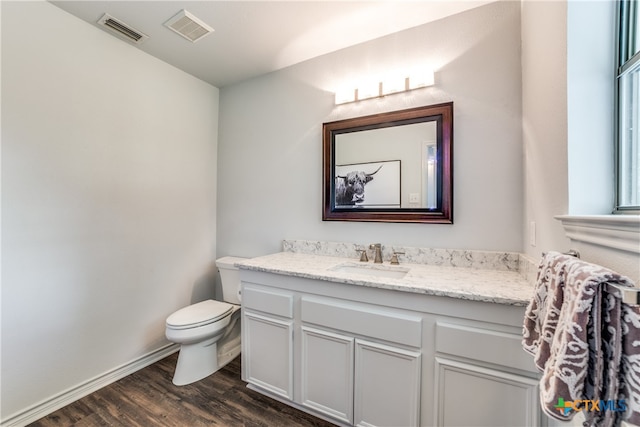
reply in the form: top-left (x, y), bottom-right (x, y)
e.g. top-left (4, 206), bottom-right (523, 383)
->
top-left (165, 10), bottom-right (214, 43)
top-left (97, 13), bottom-right (149, 44)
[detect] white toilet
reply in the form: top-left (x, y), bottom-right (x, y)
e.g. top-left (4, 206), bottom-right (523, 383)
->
top-left (165, 256), bottom-right (245, 386)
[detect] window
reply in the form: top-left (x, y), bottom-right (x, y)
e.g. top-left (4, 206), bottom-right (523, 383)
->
top-left (617, 0), bottom-right (640, 211)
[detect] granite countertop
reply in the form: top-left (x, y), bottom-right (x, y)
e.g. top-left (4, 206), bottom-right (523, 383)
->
top-left (236, 250), bottom-right (536, 307)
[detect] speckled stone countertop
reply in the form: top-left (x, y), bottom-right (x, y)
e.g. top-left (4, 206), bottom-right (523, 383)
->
top-left (236, 240), bottom-right (538, 307)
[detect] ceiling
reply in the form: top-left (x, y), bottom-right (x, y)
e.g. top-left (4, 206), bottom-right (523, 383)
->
top-left (50, 1), bottom-right (493, 88)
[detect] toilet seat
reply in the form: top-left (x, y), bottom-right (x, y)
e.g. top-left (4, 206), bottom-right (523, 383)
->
top-left (166, 300), bottom-right (233, 330)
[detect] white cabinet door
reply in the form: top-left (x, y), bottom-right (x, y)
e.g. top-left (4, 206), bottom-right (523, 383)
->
top-left (433, 321), bottom-right (543, 426)
top-left (243, 311), bottom-right (293, 400)
top-left (354, 339), bottom-right (421, 427)
top-left (434, 357), bottom-right (541, 427)
top-left (301, 326), bottom-right (355, 424)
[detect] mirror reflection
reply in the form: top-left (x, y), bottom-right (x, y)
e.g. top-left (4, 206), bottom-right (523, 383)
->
top-left (334, 121), bottom-right (437, 209)
top-left (323, 102), bottom-right (453, 224)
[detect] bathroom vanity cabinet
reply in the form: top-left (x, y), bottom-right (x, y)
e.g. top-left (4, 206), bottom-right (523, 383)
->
top-left (239, 264), bottom-right (544, 427)
top-left (431, 318), bottom-right (542, 426)
top-left (299, 297), bottom-right (422, 426)
top-left (242, 285), bottom-right (295, 400)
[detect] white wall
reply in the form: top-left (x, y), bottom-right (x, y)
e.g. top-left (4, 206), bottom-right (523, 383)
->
top-left (521, 0), bottom-right (571, 259)
top-left (1, 1), bottom-right (219, 421)
top-left (567, 1), bottom-right (615, 215)
top-left (521, 1), bottom-right (640, 285)
top-left (217, 1), bottom-right (523, 258)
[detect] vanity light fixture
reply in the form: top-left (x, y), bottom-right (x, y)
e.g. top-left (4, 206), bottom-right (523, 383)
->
top-left (408, 70), bottom-right (436, 90)
top-left (381, 76), bottom-right (407, 95)
top-left (334, 70), bottom-right (435, 105)
top-left (358, 81), bottom-right (381, 100)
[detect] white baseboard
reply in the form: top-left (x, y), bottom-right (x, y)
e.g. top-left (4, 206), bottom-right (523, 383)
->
top-left (1, 343), bottom-right (179, 427)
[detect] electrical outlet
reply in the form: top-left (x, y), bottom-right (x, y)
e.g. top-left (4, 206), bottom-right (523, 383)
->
top-left (409, 193), bottom-right (420, 203)
top-left (529, 221), bottom-right (536, 246)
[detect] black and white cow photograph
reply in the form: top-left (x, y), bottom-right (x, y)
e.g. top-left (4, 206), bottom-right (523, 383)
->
top-left (334, 160), bottom-right (401, 208)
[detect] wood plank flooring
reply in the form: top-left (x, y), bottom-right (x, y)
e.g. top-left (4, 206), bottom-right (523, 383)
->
top-left (29, 353), bottom-right (336, 427)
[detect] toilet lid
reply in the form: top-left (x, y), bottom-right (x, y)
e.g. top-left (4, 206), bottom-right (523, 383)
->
top-left (166, 300), bottom-right (234, 329)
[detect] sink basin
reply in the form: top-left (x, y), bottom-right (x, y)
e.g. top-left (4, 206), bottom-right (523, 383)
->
top-left (330, 263), bottom-right (409, 279)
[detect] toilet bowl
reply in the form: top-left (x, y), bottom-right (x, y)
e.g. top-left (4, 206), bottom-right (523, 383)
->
top-left (165, 256), bottom-right (245, 386)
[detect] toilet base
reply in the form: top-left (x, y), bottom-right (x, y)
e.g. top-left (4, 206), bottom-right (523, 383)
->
top-left (172, 338), bottom-right (220, 386)
top-left (169, 305), bottom-right (241, 386)
top-left (171, 325), bottom-right (242, 386)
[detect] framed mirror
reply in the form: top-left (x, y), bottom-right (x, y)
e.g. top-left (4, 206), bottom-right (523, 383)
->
top-left (323, 102), bottom-right (453, 223)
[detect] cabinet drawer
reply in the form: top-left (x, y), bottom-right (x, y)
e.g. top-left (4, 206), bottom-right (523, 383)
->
top-left (435, 322), bottom-right (537, 373)
top-left (301, 297), bottom-right (421, 347)
top-left (242, 285), bottom-right (293, 318)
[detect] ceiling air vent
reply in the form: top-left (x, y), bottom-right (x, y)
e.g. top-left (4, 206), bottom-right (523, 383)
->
top-left (164, 9), bottom-right (214, 43)
top-left (97, 13), bottom-right (149, 45)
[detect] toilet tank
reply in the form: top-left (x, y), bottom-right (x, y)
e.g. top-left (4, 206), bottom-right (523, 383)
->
top-left (215, 256), bottom-right (246, 305)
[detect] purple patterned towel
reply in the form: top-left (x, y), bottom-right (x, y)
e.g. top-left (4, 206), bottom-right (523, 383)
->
top-left (618, 299), bottom-right (640, 426)
top-left (522, 252), bottom-right (638, 426)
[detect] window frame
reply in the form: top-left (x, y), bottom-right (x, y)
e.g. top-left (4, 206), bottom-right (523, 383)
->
top-left (615, 0), bottom-right (640, 213)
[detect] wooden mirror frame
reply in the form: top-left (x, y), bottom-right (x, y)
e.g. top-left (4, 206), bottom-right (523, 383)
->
top-left (323, 102), bottom-right (453, 224)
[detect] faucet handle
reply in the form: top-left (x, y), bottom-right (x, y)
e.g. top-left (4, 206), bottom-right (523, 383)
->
top-left (358, 250), bottom-right (369, 262)
top-left (390, 251), bottom-right (405, 265)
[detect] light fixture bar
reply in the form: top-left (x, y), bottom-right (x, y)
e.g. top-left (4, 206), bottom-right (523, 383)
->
top-left (334, 70), bottom-right (435, 105)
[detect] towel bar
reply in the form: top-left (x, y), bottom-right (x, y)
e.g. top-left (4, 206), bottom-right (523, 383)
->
top-left (563, 249), bottom-right (640, 305)
top-left (620, 287), bottom-right (640, 305)
top-left (562, 249), bottom-right (581, 258)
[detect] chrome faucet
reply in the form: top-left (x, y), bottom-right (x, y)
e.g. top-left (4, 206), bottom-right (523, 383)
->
top-left (369, 243), bottom-right (383, 263)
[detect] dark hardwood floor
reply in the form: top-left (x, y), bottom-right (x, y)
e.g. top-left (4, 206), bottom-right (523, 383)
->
top-left (29, 353), bottom-right (336, 427)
